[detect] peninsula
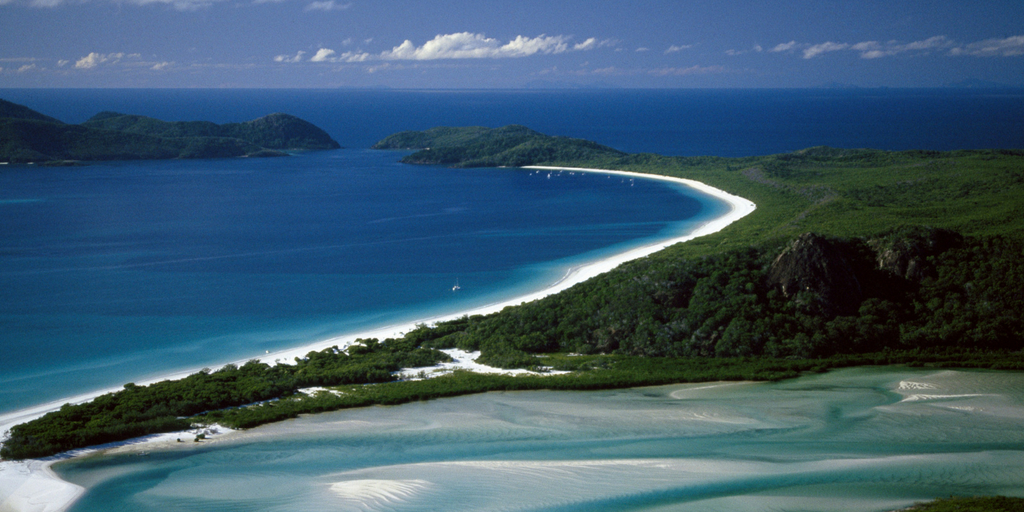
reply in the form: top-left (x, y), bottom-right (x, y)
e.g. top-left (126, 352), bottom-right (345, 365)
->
top-left (0, 98), bottom-right (340, 163)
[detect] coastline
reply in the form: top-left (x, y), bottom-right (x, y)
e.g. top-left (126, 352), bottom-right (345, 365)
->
top-left (0, 167), bottom-right (755, 512)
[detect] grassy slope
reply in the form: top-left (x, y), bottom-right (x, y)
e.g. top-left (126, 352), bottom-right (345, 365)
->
top-left (553, 148), bottom-right (1024, 255)
top-left (375, 127), bottom-right (1024, 249)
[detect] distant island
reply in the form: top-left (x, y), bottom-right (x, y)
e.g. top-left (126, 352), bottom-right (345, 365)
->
top-left (372, 124), bottom-right (624, 167)
top-left (0, 98), bottom-right (340, 164)
top-left (3, 125), bottom-right (1023, 464)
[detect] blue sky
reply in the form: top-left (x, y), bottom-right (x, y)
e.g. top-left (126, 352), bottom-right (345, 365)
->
top-left (2, 0), bottom-right (1023, 88)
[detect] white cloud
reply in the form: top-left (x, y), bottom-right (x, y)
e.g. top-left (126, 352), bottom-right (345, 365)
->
top-left (151, 61), bottom-right (172, 70)
top-left (381, 33), bottom-right (569, 60)
top-left (274, 51), bottom-right (305, 63)
top-left (574, 38), bottom-right (598, 51)
top-left (73, 52), bottom-right (142, 69)
top-left (635, 47), bottom-right (649, 52)
top-left (274, 32), bottom-right (596, 65)
top-left (665, 44), bottom-right (693, 54)
top-left (774, 35), bottom-right (1018, 60)
top-left (573, 38), bottom-right (616, 52)
top-left (57, 59), bottom-right (70, 67)
top-left (950, 35), bottom-right (1024, 57)
top-left (340, 51), bottom-right (371, 62)
top-left (75, 52), bottom-right (116, 69)
top-left (310, 48), bottom-right (337, 62)
top-left (904, 35), bottom-right (952, 51)
top-left (769, 41), bottom-right (798, 53)
top-left (17, 63), bottom-right (37, 72)
top-left (803, 41), bottom-right (848, 59)
top-left (305, 0), bottom-right (350, 11)
top-left (126, 0), bottom-right (231, 11)
top-left (851, 36), bottom-right (954, 59)
top-left (648, 65), bottom-right (725, 76)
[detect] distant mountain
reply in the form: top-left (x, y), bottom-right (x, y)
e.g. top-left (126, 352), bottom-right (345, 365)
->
top-left (372, 125), bottom-right (625, 167)
top-left (943, 78), bottom-right (1020, 89)
top-left (0, 98), bottom-right (340, 164)
top-left (0, 98), bottom-right (64, 124)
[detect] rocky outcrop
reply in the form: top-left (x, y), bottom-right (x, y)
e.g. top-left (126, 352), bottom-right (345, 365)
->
top-left (767, 233), bottom-right (863, 317)
top-left (868, 227), bottom-right (962, 282)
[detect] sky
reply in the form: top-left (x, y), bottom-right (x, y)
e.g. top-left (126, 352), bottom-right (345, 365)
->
top-left (1, 0), bottom-right (1023, 89)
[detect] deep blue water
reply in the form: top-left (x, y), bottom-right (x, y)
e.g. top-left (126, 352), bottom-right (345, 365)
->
top-left (0, 148), bottom-right (715, 414)
top-left (0, 88), bottom-right (1022, 416)
top-left (2, 88), bottom-right (1022, 157)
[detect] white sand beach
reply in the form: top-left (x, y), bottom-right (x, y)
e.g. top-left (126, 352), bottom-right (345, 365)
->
top-left (0, 167), bottom-right (755, 512)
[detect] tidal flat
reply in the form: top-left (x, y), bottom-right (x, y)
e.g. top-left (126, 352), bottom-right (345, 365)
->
top-left (56, 367), bottom-right (1024, 511)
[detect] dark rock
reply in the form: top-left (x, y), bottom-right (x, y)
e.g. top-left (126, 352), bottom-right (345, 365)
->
top-left (767, 233), bottom-right (863, 317)
top-left (868, 227), bottom-right (963, 281)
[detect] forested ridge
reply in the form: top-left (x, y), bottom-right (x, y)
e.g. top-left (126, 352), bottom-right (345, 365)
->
top-left (3, 125), bottom-right (1022, 461)
top-left (0, 98), bottom-right (340, 163)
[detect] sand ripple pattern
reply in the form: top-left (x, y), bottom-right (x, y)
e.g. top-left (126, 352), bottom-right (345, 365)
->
top-left (54, 368), bottom-right (1024, 512)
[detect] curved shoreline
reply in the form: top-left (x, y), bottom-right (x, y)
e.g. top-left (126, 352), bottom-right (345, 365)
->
top-left (0, 167), bottom-right (755, 512)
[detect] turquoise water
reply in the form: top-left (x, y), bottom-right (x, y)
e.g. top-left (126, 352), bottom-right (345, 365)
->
top-left (56, 367), bottom-right (1024, 511)
top-left (0, 149), bottom-right (720, 414)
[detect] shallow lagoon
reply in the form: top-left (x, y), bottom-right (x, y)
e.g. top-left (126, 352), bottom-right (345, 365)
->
top-left (57, 367), bottom-right (1024, 511)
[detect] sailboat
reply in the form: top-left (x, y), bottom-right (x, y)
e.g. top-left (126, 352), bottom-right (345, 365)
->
top-left (452, 278), bottom-right (461, 291)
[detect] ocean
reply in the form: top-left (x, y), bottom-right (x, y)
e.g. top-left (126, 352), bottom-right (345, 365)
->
top-left (0, 149), bottom-right (715, 414)
top-left (1, 88), bottom-right (1023, 510)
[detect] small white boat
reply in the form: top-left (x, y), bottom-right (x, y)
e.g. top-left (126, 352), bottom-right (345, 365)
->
top-left (452, 278), bottom-right (461, 291)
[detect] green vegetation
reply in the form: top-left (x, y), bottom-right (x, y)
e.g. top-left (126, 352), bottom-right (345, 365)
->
top-left (0, 339), bottom-right (448, 460)
top-left (3, 124), bottom-right (1023, 463)
top-left (0, 98), bottom-right (340, 163)
top-left (411, 228), bottom-right (1023, 365)
top-left (901, 496), bottom-right (1024, 512)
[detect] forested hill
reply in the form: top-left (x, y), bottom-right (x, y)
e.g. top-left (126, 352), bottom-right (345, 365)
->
top-left (371, 125), bottom-right (625, 167)
top-left (0, 98), bottom-right (340, 163)
top-left (378, 126), bottom-right (1024, 366)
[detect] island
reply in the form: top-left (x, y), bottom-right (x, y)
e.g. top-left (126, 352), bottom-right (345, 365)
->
top-left (3, 124), bottom-right (1022, 465)
top-left (0, 98), bottom-right (340, 163)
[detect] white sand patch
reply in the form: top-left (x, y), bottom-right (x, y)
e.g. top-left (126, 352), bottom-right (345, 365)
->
top-left (897, 381), bottom-right (937, 390)
top-left (668, 381), bottom-right (755, 399)
top-left (298, 387), bottom-right (345, 397)
top-left (0, 424), bottom-right (233, 512)
top-left (899, 393), bottom-right (989, 403)
top-left (0, 459), bottom-right (82, 512)
top-left (328, 479), bottom-right (431, 506)
top-left (395, 349), bottom-right (568, 380)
